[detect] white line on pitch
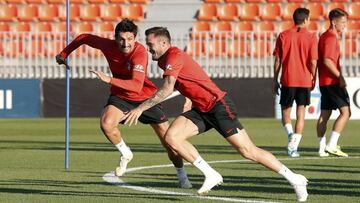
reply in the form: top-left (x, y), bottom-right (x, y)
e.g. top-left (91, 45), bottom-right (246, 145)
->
top-left (103, 156), bottom-right (360, 203)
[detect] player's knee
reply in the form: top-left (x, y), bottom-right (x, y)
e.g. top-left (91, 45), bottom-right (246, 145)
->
top-left (100, 118), bottom-right (116, 134)
top-left (164, 130), bottom-right (179, 148)
top-left (239, 146), bottom-right (257, 161)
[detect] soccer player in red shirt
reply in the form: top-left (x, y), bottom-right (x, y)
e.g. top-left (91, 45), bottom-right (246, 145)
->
top-left (55, 19), bottom-right (192, 188)
top-left (124, 27), bottom-right (309, 201)
top-left (273, 8), bottom-right (318, 158)
top-left (316, 8), bottom-right (350, 157)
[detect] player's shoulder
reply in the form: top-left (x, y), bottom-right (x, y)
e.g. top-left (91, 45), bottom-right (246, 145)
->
top-left (133, 42), bottom-right (147, 55)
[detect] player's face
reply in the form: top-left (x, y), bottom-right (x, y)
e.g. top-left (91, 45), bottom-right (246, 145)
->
top-left (332, 16), bottom-right (347, 34)
top-left (146, 34), bottom-right (166, 61)
top-left (116, 32), bottom-right (136, 54)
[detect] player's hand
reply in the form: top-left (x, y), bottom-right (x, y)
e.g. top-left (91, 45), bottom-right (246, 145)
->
top-left (55, 54), bottom-right (66, 65)
top-left (123, 108), bottom-right (143, 126)
top-left (273, 81), bottom-right (280, 95)
top-left (182, 97), bottom-right (192, 112)
top-left (339, 75), bottom-right (347, 88)
top-left (89, 70), bottom-right (111, 84)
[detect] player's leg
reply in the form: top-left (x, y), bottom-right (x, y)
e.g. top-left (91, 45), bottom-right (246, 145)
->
top-left (280, 86), bottom-right (295, 138)
top-left (164, 115), bottom-right (223, 194)
top-left (150, 121), bottom-right (192, 188)
top-left (316, 110), bottom-right (331, 156)
top-left (226, 129), bottom-right (308, 201)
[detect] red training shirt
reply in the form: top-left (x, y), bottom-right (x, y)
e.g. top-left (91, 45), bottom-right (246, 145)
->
top-left (59, 34), bottom-right (157, 101)
top-left (273, 27), bottom-right (318, 87)
top-left (318, 29), bottom-right (341, 86)
top-left (157, 47), bottom-right (226, 112)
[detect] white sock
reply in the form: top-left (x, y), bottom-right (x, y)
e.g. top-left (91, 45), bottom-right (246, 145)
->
top-left (289, 133), bottom-right (302, 150)
top-left (192, 156), bottom-right (217, 177)
top-left (328, 131), bottom-right (340, 148)
top-left (278, 165), bottom-right (297, 185)
top-left (318, 136), bottom-right (326, 153)
top-left (115, 139), bottom-right (132, 158)
top-left (284, 123), bottom-right (293, 137)
top-left (176, 167), bottom-right (188, 180)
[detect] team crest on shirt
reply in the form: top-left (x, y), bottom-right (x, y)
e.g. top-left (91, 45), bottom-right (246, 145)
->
top-left (165, 64), bottom-right (172, 70)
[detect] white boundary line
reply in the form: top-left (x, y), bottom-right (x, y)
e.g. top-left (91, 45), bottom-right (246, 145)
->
top-left (103, 156), bottom-right (360, 203)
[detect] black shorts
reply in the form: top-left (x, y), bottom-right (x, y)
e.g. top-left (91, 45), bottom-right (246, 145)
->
top-left (320, 84), bottom-right (350, 110)
top-left (106, 95), bottom-right (168, 124)
top-left (181, 95), bottom-right (243, 138)
top-left (280, 86), bottom-right (311, 107)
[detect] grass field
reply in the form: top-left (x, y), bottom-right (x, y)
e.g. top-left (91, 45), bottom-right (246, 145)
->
top-left (0, 118), bottom-right (359, 203)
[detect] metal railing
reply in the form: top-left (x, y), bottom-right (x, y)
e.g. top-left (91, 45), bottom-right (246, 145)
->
top-left (0, 31), bottom-right (359, 79)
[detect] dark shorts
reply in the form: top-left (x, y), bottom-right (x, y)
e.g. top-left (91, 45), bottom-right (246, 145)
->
top-left (181, 95), bottom-right (243, 138)
top-left (280, 86), bottom-right (311, 107)
top-left (106, 95), bottom-right (168, 124)
top-left (320, 84), bottom-right (350, 110)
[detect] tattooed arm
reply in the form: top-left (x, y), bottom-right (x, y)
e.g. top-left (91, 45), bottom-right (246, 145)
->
top-left (124, 75), bottom-right (176, 126)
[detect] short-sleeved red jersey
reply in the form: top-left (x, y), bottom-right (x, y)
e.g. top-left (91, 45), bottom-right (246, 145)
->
top-left (59, 34), bottom-right (157, 101)
top-left (318, 29), bottom-right (341, 86)
top-left (158, 47), bottom-right (226, 112)
top-left (273, 27), bottom-right (318, 87)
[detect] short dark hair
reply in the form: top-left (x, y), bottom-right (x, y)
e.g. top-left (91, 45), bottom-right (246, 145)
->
top-left (145, 27), bottom-right (171, 42)
top-left (293, 8), bottom-right (310, 25)
top-left (114, 19), bottom-right (138, 39)
top-left (329, 8), bottom-right (348, 21)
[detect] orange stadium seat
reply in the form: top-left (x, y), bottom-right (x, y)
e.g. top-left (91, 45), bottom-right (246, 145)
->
top-left (59, 4), bottom-right (80, 21)
top-left (246, 0), bottom-right (265, 2)
top-left (5, 0), bottom-right (24, 3)
top-left (224, 0), bottom-right (244, 2)
top-left (4, 40), bottom-right (23, 57)
top-left (0, 5), bottom-right (17, 22)
top-left (239, 4), bottom-right (259, 21)
top-left (282, 3), bottom-right (301, 20)
top-left (33, 22), bottom-right (52, 39)
top-left (309, 0), bottom-right (329, 2)
top-left (98, 22), bottom-right (114, 32)
top-left (261, 4), bottom-right (281, 21)
top-left (208, 39), bottom-right (226, 56)
top-left (266, 0), bottom-right (283, 2)
top-left (69, 0), bottom-right (88, 4)
top-left (81, 4), bottom-right (101, 21)
top-left (308, 21), bottom-right (319, 31)
top-left (129, 0), bottom-right (150, 3)
top-left (26, 0), bottom-right (46, 3)
top-left (109, 0), bottom-right (128, 3)
top-left (76, 22), bottom-right (94, 34)
top-left (227, 40), bottom-right (248, 57)
top-left (46, 0), bottom-right (64, 3)
top-left (279, 21), bottom-right (294, 31)
top-left (88, 0), bottom-right (107, 3)
top-left (217, 4), bottom-right (239, 21)
top-left (191, 21), bottom-right (211, 39)
top-left (345, 39), bottom-right (357, 57)
top-left (331, 0), bottom-right (350, 2)
top-left (212, 21), bottom-right (232, 39)
top-left (234, 21), bottom-right (253, 39)
top-left (101, 4), bottom-right (122, 21)
top-left (307, 3), bottom-right (324, 20)
top-left (204, 0), bottom-right (223, 3)
top-left (327, 2), bottom-right (345, 14)
top-left (288, 0), bottom-right (305, 2)
top-left (38, 4), bottom-right (59, 22)
top-left (348, 3), bottom-right (360, 20)
top-left (186, 40), bottom-right (205, 57)
top-left (18, 4), bottom-right (39, 22)
top-left (197, 3), bottom-right (217, 21)
top-left (123, 4), bottom-right (144, 21)
top-left (0, 22), bottom-right (10, 31)
top-left (346, 21), bottom-right (360, 38)
top-left (251, 40), bottom-right (270, 57)
top-left (256, 21), bottom-right (275, 39)
top-left (54, 22), bottom-right (73, 39)
top-left (14, 22), bottom-right (31, 32)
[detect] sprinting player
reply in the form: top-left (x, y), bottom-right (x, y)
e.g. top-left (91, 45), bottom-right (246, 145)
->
top-left (316, 8), bottom-right (350, 157)
top-left (273, 8), bottom-right (318, 157)
top-left (55, 19), bottom-right (192, 188)
top-left (124, 27), bottom-right (309, 201)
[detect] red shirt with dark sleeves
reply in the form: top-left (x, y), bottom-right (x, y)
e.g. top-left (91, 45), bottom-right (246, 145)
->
top-left (59, 34), bottom-right (157, 101)
top-left (318, 29), bottom-right (341, 86)
top-left (273, 27), bottom-right (318, 87)
top-left (157, 47), bottom-right (226, 112)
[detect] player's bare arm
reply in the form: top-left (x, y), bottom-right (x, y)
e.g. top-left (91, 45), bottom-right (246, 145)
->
top-left (182, 97), bottom-right (192, 112)
top-left (310, 59), bottom-right (317, 90)
top-left (89, 70), bottom-right (111, 84)
top-left (323, 58), bottom-right (346, 87)
top-left (273, 56), bottom-right (281, 95)
top-left (124, 75), bottom-right (176, 126)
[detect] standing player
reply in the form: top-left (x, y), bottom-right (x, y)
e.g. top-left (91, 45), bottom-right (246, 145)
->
top-left (273, 8), bottom-right (318, 157)
top-left (316, 8), bottom-right (350, 157)
top-left (55, 19), bottom-right (192, 188)
top-left (124, 27), bottom-right (309, 201)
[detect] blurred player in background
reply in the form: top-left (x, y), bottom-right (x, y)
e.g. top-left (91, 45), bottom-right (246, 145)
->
top-left (316, 8), bottom-right (350, 157)
top-left (273, 8), bottom-right (318, 158)
top-left (55, 19), bottom-right (192, 188)
top-left (124, 27), bottom-right (309, 202)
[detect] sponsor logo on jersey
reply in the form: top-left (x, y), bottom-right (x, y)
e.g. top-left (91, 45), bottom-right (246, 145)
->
top-left (133, 64), bottom-right (145, 73)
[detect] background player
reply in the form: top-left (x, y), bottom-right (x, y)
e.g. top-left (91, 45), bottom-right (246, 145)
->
top-left (55, 19), bottom-right (192, 188)
top-left (316, 8), bottom-right (351, 157)
top-left (124, 27), bottom-right (309, 202)
top-left (273, 8), bottom-right (318, 157)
